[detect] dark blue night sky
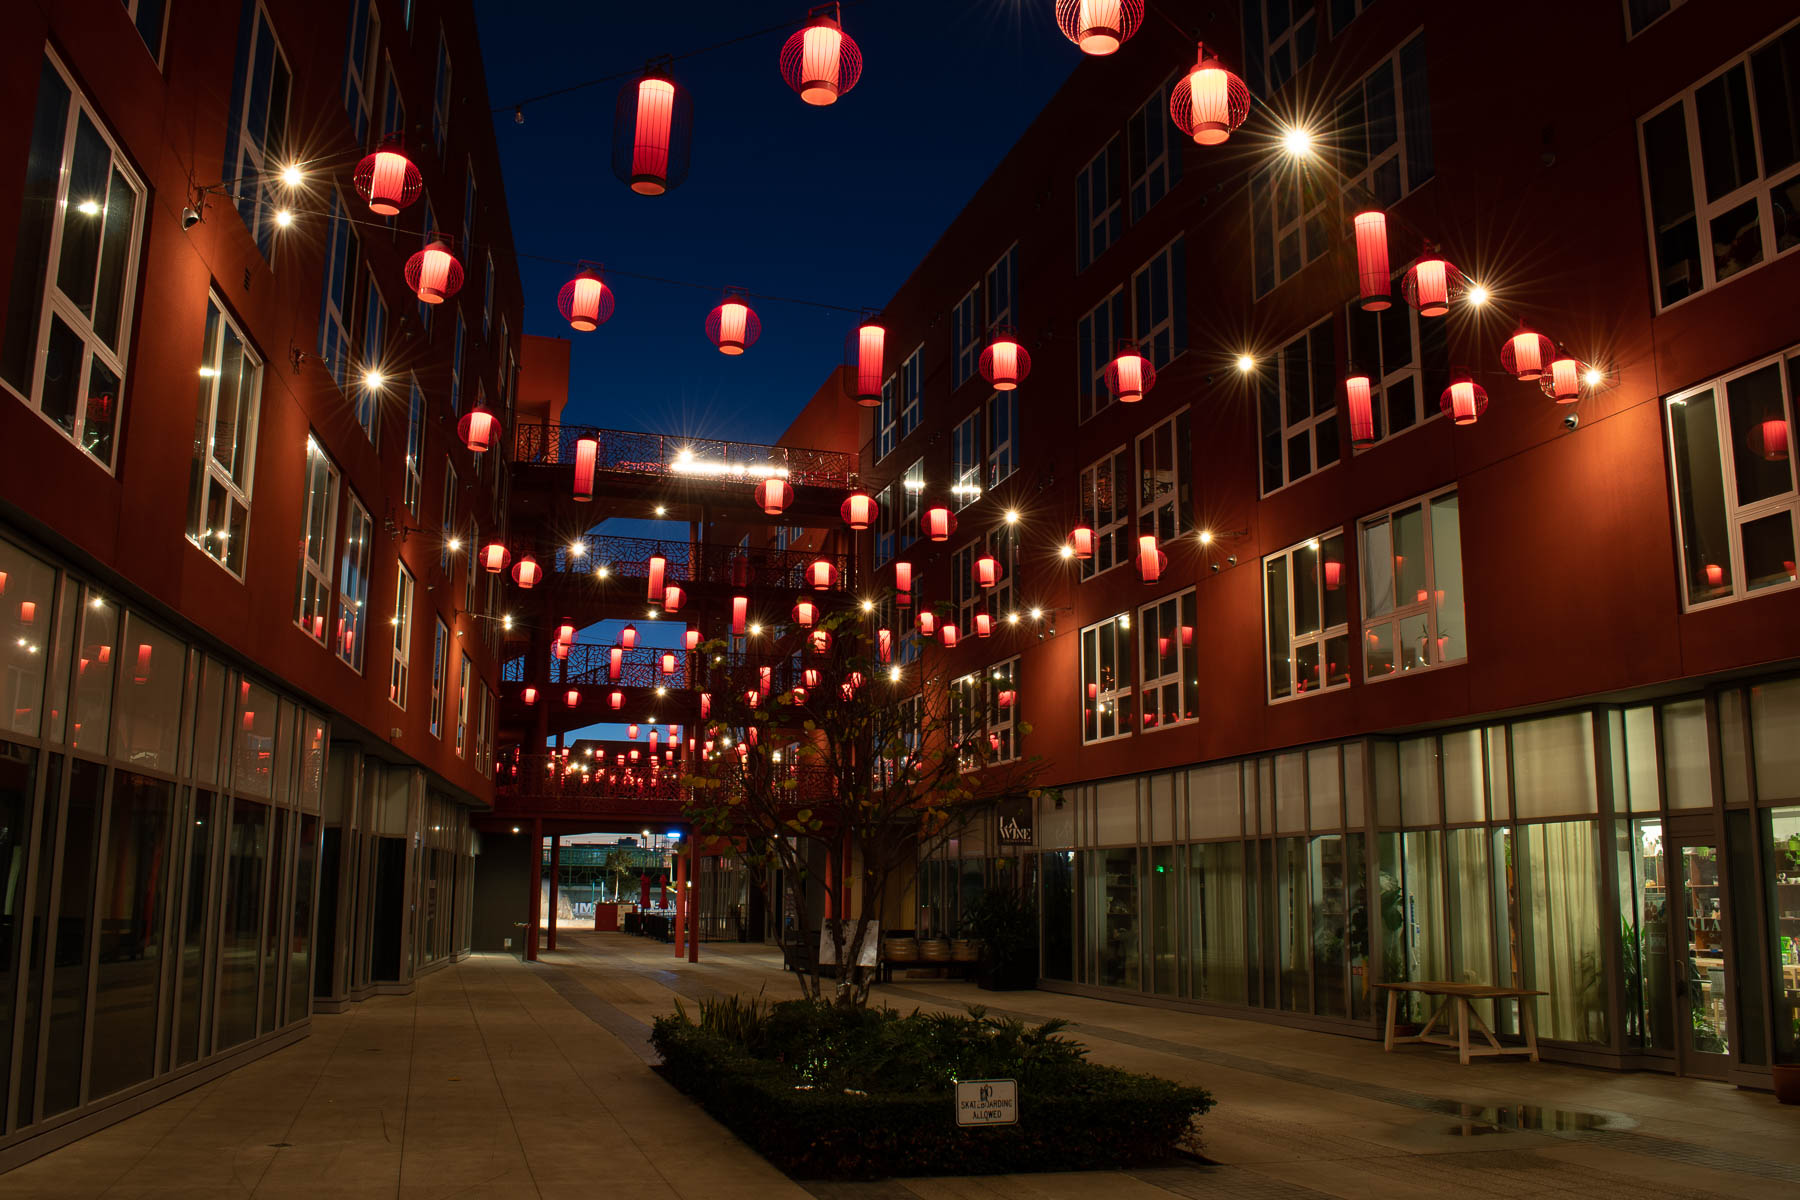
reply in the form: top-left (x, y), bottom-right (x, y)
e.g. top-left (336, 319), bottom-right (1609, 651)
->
top-left (473, 1), bottom-right (1076, 450)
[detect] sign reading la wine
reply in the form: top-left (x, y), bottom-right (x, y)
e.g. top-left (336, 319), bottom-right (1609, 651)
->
top-left (996, 795), bottom-right (1033, 845)
top-left (954, 1078), bottom-right (1018, 1126)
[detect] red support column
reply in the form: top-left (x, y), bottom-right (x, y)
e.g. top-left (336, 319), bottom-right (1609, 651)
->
top-left (527, 818), bottom-right (543, 961)
top-left (547, 835), bottom-right (561, 952)
top-left (688, 848), bottom-right (699, 963)
top-left (673, 849), bottom-right (687, 958)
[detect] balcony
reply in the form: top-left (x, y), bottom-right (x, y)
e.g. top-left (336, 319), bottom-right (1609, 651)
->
top-left (512, 424), bottom-right (858, 490)
top-left (495, 753), bottom-right (689, 822)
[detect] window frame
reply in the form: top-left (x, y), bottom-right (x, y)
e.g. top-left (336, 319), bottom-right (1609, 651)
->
top-left (430, 617), bottom-right (447, 738)
top-left (404, 372), bottom-right (424, 514)
top-left (899, 459), bottom-right (925, 551)
top-left (294, 436), bottom-right (341, 643)
top-left (1131, 236), bottom-right (1188, 369)
top-left (987, 656), bottom-right (1019, 763)
top-left (1135, 407), bottom-right (1192, 543)
top-left (342, 0), bottom-right (380, 145)
top-left (1080, 613), bottom-right (1135, 744)
top-left (121, 0), bottom-right (169, 64)
top-left (1079, 444), bottom-right (1131, 581)
top-left (1263, 530), bottom-right (1352, 704)
top-left (440, 461), bottom-right (457, 572)
top-left (985, 243), bottom-right (1018, 336)
top-left (224, 1), bottom-right (293, 258)
top-left (1127, 75), bottom-right (1182, 223)
top-left (952, 410), bottom-right (982, 509)
top-left (1343, 275), bottom-right (1448, 450)
top-left (432, 27), bottom-right (452, 156)
top-left (952, 287), bottom-right (980, 388)
top-left (877, 371), bottom-right (898, 461)
top-left (336, 493), bottom-right (373, 672)
top-left (1245, 0), bottom-right (1318, 95)
top-left (1624, 0), bottom-right (1684, 40)
top-left (1076, 136), bottom-right (1122, 272)
top-left (1259, 317), bottom-right (1341, 496)
top-left (1250, 157), bottom-right (1330, 296)
top-left (986, 390), bottom-right (1017, 488)
top-left (187, 293), bottom-right (263, 578)
top-left (356, 268), bottom-right (385, 446)
top-left (1336, 32), bottom-right (1434, 215)
top-left (391, 561), bottom-right (414, 708)
top-left (456, 652), bottom-right (470, 757)
top-left (1077, 288), bottom-right (1127, 424)
top-left (1138, 588), bottom-right (1199, 731)
top-left (1358, 486), bottom-right (1467, 683)
top-left (318, 188), bottom-right (361, 395)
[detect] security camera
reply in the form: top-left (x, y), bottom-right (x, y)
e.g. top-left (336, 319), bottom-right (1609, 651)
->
top-left (1563, 412), bottom-right (1580, 431)
top-left (181, 206), bottom-right (201, 230)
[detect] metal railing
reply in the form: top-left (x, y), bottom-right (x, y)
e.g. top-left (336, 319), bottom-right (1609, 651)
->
top-left (498, 753), bottom-right (690, 807)
top-left (504, 644), bottom-right (693, 689)
top-left (551, 535), bottom-right (855, 592)
top-left (512, 423), bottom-right (858, 489)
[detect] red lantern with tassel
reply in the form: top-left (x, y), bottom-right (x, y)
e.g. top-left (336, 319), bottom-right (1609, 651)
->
top-left (511, 556), bottom-right (542, 589)
top-left (521, 686), bottom-right (538, 705)
top-left (732, 596), bottom-right (748, 636)
top-left (663, 584), bottom-right (686, 613)
top-left (565, 689), bottom-right (581, 709)
top-left (1070, 526), bottom-right (1094, 560)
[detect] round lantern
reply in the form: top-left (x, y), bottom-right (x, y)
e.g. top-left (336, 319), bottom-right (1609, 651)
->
top-left (807, 559), bottom-right (840, 591)
top-left (918, 610), bottom-right (937, 637)
top-left (521, 686), bottom-right (538, 705)
top-left (923, 506), bottom-right (956, 542)
top-left (1540, 352), bottom-right (1583, 403)
top-left (554, 639), bottom-right (571, 661)
top-left (1439, 369), bottom-right (1489, 426)
top-left (612, 69), bottom-right (693, 196)
top-left (1136, 534), bottom-right (1166, 584)
top-left (1070, 526), bottom-right (1095, 560)
top-left (1401, 247), bottom-right (1466, 317)
top-left (557, 268), bottom-right (616, 332)
top-left (573, 434), bottom-right (599, 502)
top-left (1751, 418), bottom-right (1791, 462)
top-left (511, 556), bottom-right (542, 589)
top-left (792, 599), bottom-right (819, 627)
top-left (997, 688), bottom-right (1016, 709)
top-left (1055, 0), bottom-right (1144, 55)
top-left (661, 652), bottom-right (678, 675)
top-left (754, 477), bottom-right (793, 515)
top-left (565, 689), bottom-right (581, 709)
top-left (479, 542), bottom-right (511, 574)
top-left (457, 405), bottom-right (498, 455)
top-left (974, 612), bottom-right (992, 638)
top-left (940, 623), bottom-right (960, 648)
top-left (973, 554), bottom-right (1002, 588)
top-left (810, 629), bottom-right (833, 654)
top-left (353, 139), bottom-right (423, 215)
top-left (1353, 209), bottom-right (1391, 311)
top-left (1104, 346), bottom-right (1156, 403)
top-left (979, 335), bottom-right (1031, 390)
top-left (802, 667), bottom-right (822, 689)
top-left (779, 7), bottom-right (863, 107)
top-left (556, 621), bottom-right (575, 645)
top-left (628, 723), bottom-right (640, 740)
top-left (1169, 42), bottom-right (1251, 146)
top-left (685, 628), bottom-right (701, 651)
top-left (706, 294), bottom-right (761, 355)
top-left (404, 240), bottom-right (464, 305)
top-left (663, 584), bottom-right (686, 613)
top-left (1499, 320), bottom-right (1555, 382)
top-left (847, 670), bottom-right (864, 690)
top-left (847, 322), bottom-right (885, 406)
top-left (840, 492), bottom-right (878, 530)
top-left (1345, 369), bottom-right (1376, 447)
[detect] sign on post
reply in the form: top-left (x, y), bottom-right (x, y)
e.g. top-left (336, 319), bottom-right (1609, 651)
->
top-left (955, 1078), bottom-right (1018, 1126)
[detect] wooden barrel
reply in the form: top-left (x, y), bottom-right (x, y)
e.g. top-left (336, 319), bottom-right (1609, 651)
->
top-left (919, 938), bottom-right (951, 962)
top-left (949, 938), bottom-right (980, 962)
top-left (884, 936), bottom-right (919, 962)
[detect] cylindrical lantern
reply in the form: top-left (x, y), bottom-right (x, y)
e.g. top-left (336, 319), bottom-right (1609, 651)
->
top-left (479, 542), bottom-right (511, 573)
top-left (1325, 560), bottom-right (1342, 590)
top-left (565, 689), bottom-right (581, 708)
top-left (1439, 370), bottom-right (1489, 426)
top-left (878, 629), bottom-right (892, 662)
top-left (647, 554), bottom-right (667, 600)
top-left (511, 556), bottom-right (542, 589)
top-left (628, 723), bottom-right (640, 740)
top-left (554, 638), bottom-right (570, 660)
top-left (404, 240), bottom-right (464, 304)
top-left (1170, 42), bottom-right (1251, 146)
top-left (841, 492), bottom-right (878, 530)
top-left (847, 670), bottom-right (864, 690)
top-left (557, 268), bottom-right (615, 332)
top-left (1353, 210), bottom-right (1391, 311)
top-left (1070, 526), bottom-right (1094, 560)
top-left (810, 629), bottom-right (833, 654)
top-left (457, 405), bottom-right (498, 454)
top-left (661, 651), bottom-right (678, 675)
top-left (732, 596), bottom-right (748, 635)
top-left (650, 729), bottom-right (659, 749)
top-left (1136, 534), bottom-right (1166, 584)
top-left (1055, 0), bottom-right (1144, 55)
top-left (1542, 353), bottom-right (1583, 403)
top-left (802, 667), bottom-right (822, 689)
top-left (522, 686), bottom-right (538, 705)
top-left (924, 506), bottom-right (956, 542)
top-left (706, 294), bottom-right (761, 355)
top-left (974, 554), bottom-right (1002, 588)
top-left (1754, 418), bottom-right (1791, 462)
top-left (556, 623), bottom-right (576, 646)
top-left (613, 70), bottom-right (693, 196)
top-left (998, 688), bottom-right (1016, 708)
top-left (780, 9), bottom-right (863, 106)
top-left (1402, 247), bottom-right (1465, 317)
top-left (621, 623), bottom-right (638, 649)
top-left (975, 612), bottom-right (993, 638)
top-left (609, 647), bottom-right (623, 679)
top-left (941, 623), bottom-right (959, 648)
top-left (807, 559), bottom-right (840, 591)
top-left (699, 692), bottom-right (711, 718)
top-left (847, 322), bottom-right (885, 406)
top-left (1346, 370), bottom-right (1376, 447)
top-left (663, 584), bottom-right (686, 613)
top-left (1181, 625), bottom-right (1193, 646)
top-left (1104, 347), bottom-right (1156, 403)
top-left (754, 477), bottom-right (793, 515)
top-left (792, 600), bottom-right (819, 627)
top-left (1705, 563), bottom-right (1725, 587)
top-left (353, 141), bottom-right (424, 216)
top-left (573, 435), bottom-right (599, 501)
top-left (979, 336), bottom-right (1030, 390)
top-left (918, 610), bottom-right (937, 636)
top-left (1499, 321), bottom-right (1554, 381)
top-left (685, 628), bottom-right (701, 651)
top-left (894, 561), bottom-right (913, 596)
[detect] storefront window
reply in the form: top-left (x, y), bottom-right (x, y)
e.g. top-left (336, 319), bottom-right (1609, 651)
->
top-left (89, 771), bottom-right (174, 1099)
top-left (1186, 841), bottom-right (1247, 1003)
top-left (1310, 834), bottom-right (1348, 1017)
top-left (1273, 837), bottom-right (1309, 1011)
top-left (1518, 821), bottom-right (1609, 1044)
top-left (1091, 848), bottom-right (1139, 989)
top-left (1763, 806), bottom-right (1800, 1063)
top-left (1041, 851), bottom-right (1074, 981)
top-left (1150, 845), bottom-right (1177, 995)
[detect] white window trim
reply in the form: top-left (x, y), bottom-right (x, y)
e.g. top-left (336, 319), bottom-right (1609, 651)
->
top-left (122, 0), bottom-right (170, 65)
top-left (877, 371), bottom-right (898, 461)
top-left (1260, 317), bottom-right (1339, 497)
top-left (336, 494), bottom-right (373, 672)
top-left (227, 3), bottom-right (291, 251)
top-left (952, 670), bottom-right (982, 774)
top-left (899, 458), bottom-right (924, 551)
top-left (1344, 286), bottom-right (1442, 452)
top-left (430, 618), bottom-right (447, 738)
top-left (1250, 0), bottom-right (1317, 93)
top-left (952, 410), bottom-right (982, 509)
top-left (988, 656), bottom-right (1019, 763)
top-left (1135, 407), bottom-right (1190, 542)
top-left (187, 294), bottom-right (262, 578)
top-left (953, 287), bottom-right (980, 387)
top-left (1263, 531), bottom-right (1350, 705)
top-left (1339, 33), bottom-right (1431, 210)
top-left (985, 523), bottom-right (1016, 621)
top-left (451, 310), bottom-right (465, 414)
top-left (1138, 587), bottom-right (1197, 731)
top-left (343, 0), bottom-right (380, 145)
top-left (1079, 444), bottom-right (1130, 581)
top-left (1131, 236), bottom-right (1185, 367)
top-left (1127, 76), bottom-right (1177, 221)
top-left (464, 515), bottom-right (478, 611)
top-left (319, 189), bottom-right (359, 395)
top-left (1359, 486), bottom-right (1466, 684)
top-left (404, 373), bottom-right (424, 514)
top-left (1080, 613), bottom-right (1134, 744)
top-left (295, 437), bottom-right (340, 643)
top-left (440, 462), bottom-right (457, 571)
top-left (985, 243), bottom-right (1017, 335)
top-left (1250, 158), bottom-right (1329, 296)
top-left (391, 561), bottom-right (414, 708)
top-left (874, 480), bottom-right (896, 566)
top-left (483, 250), bottom-right (495, 337)
top-left (456, 653), bottom-right (470, 756)
top-left (1077, 138), bottom-right (1121, 271)
top-left (1077, 288), bottom-right (1125, 424)
top-left (986, 390), bottom-right (1016, 488)
top-left (356, 270), bottom-right (385, 446)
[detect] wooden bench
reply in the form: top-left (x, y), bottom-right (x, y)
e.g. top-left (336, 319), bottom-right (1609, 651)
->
top-left (1373, 981), bottom-right (1546, 1065)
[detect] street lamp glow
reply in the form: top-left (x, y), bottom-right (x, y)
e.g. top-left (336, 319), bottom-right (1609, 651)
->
top-left (596, 565), bottom-right (610, 579)
top-left (362, 369), bottom-right (384, 389)
top-left (1584, 366), bottom-right (1605, 387)
top-left (280, 163), bottom-right (303, 187)
top-left (1236, 354), bottom-right (1256, 373)
top-left (1280, 126), bottom-right (1314, 157)
top-left (1029, 607), bottom-right (1043, 620)
top-left (76, 199), bottom-right (101, 216)
top-left (570, 541), bottom-right (587, 557)
top-left (860, 599), bottom-right (874, 612)
top-left (1004, 509), bottom-right (1020, 524)
top-left (1059, 544), bottom-right (1075, 559)
top-left (1199, 530), bottom-right (1214, 545)
top-left (274, 208), bottom-right (294, 228)
top-left (888, 666), bottom-right (902, 682)
top-left (1466, 283), bottom-right (1490, 307)
top-left (748, 623), bottom-right (763, 636)
top-left (445, 537), bottom-right (462, 552)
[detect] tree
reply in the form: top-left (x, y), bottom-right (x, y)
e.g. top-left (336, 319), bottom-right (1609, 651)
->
top-left (682, 604), bottom-right (1053, 1007)
top-left (601, 848), bottom-right (637, 903)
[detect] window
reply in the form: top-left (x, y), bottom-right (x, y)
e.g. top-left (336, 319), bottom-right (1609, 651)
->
top-left (986, 390), bottom-right (1017, 488)
top-left (337, 495), bottom-right (373, 671)
top-left (953, 287), bottom-right (980, 387)
top-left (988, 657), bottom-right (1019, 762)
top-left (952, 411), bottom-right (982, 508)
top-left (451, 310), bottom-right (465, 414)
top-left (878, 372), bottom-right (898, 460)
top-left (1329, 0), bottom-right (1376, 34)
top-left (1264, 532), bottom-right (1350, 702)
top-left (1140, 590), bottom-right (1198, 728)
top-left (952, 542), bottom-right (979, 637)
top-left (456, 653), bottom-right (470, 757)
top-left (342, 0), bottom-right (379, 145)
top-left (899, 347), bottom-right (922, 439)
top-left (440, 462), bottom-right (456, 571)
top-left (223, 3), bottom-right (292, 258)
top-left (1345, 273), bottom-right (1449, 446)
top-left (317, 190), bottom-right (360, 394)
top-left (380, 57), bottom-right (405, 142)
top-left (463, 517), bottom-right (477, 612)
top-left (985, 244), bottom-right (1018, 334)
top-left (1665, 349), bottom-right (1800, 609)
top-left (1250, 157), bottom-right (1331, 296)
top-left (1077, 289), bottom-right (1127, 423)
top-left (1259, 319), bottom-right (1339, 494)
top-left (1360, 488), bottom-right (1466, 680)
top-left (899, 459), bottom-right (925, 550)
top-left (874, 480), bottom-right (896, 567)
top-left (432, 28), bottom-right (452, 156)
top-left (1136, 409), bottom-right (1191, 542)
top-left (0, 52), bottom-right (146, 470)
top-left (122, 0), bottom-right (168, 60)
top-left (462, 166), bottom-right (476, 262)
top-left (1079, 446), bottom-right (1130, 580)
top-left (483, 250), bottom-right (495, 337)
top-left (1131, 237), bottom-right (1187, 368)
top-left (1081, 614), bottom-right (1134, 743)
top-left (1626, 0), bottom-right (1684, 39)
top-left (294, 437), bottom-right (340, 642)
top-left (357, 271), bottom-right (385, 445)
top-left (1337, 34), bottom-right (1434, 213)
top-left (951, 671), bottom-right (982, 772)
top-left (1638, 21), bottom-right (1800, 310)
top-left (430, 618), bottom-right (447, 738)
top-left (1127, 77), bottom-right (1182, 222)
top-left (1243, 0), bottom-right (1317, 96)
top-left (1076, 136), bottom-right (1122, 271)
top-left (418, 201), bottom-right (437, 336)
top-left (404, 373), bottom-right (424, 513)
top-left (391, 562), bottom-right (414, 707)
top-left (186, 295), bottom-right (262, 576)
top-left (477, 686), bottom-right (492, 773)
top-left (986, 523), bottom-right (1017, 620)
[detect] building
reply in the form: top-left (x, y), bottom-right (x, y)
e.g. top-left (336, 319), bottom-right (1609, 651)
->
top-left (752, 0), bottom-right (1800, 1085)
top-left (0, 0), bottom-right (515, 1164)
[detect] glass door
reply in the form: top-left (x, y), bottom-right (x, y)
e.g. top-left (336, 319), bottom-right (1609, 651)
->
top-left (1672, 840), bottom-right (1732, 1076)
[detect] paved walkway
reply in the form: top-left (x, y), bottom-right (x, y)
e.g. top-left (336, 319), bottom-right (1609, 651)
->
top-left (2, 932), bottom-right (1795, 1198)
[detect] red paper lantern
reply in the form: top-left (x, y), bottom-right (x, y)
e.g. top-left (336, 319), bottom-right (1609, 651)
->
top-left (732, 596), bottom-right (748, 635)
top-left (974, 612), bottom-right (992, 638)
top-left (479, 542), bottom-right (511, 573)
top-left (663, 584), bottom-right (686, 613)
top-left (1753, 418), bottom-right (1791, 462)
top-left (918, 610), bottom-right (937, 637)
top-left (894, 561), bottom-right (913, 596)
top-left (973, 554), bottom-right (1002, 588)
top-left (998, 688), bottom-right (1016, 709)
top-left (457, 405), bottom-right (498, 455)
top-left (847, 322), bottom-right (885, 406)
top-left (609, 647), bottom-right (623, 679)
top-left (1541, 353), bottom-right (1583, 403)
top-left (647, 554), bottom-right (667, 599)
top-left (1070, 526), bottom-right (1094, 560)
top-left (807, 559), bottom-right (840, 591)
top-left (557, 269), bottom-right (615, 332)
top-left (803, 667), bottom-right (822, 689)
top-left (699, 692), bottom-right (711, 718)
top-left (1104, 346), bottom-right (1156, 403)
top-left (810, 629), bottom-right (833, 653)
top-left (405, 240), bottom-right (464, 305)
top-left (1499, 321), bottom-right (1554, 381)
top-left (613, 70), bottom-right (692, 196)
top-left (755, 477), bottom-right (793, 515)
top-left (1087, 682), bottom-right (1099, 700)
top-left (707, 294), bottom-right (761, 355)
top-left (841, 492), bottom-right (878, 530)
top-left (1181, 624), bottom-right (1194, 647)
top-left (556, 621), bottom-right (576, 647)
top-left (662, 652), bottom-right (678, 675)
top-left (511, 556), bottom-right (541, 588)
top-left (620, 623), bottom-right (638, 649)
top-left (780, 8), bottom-right (863, 106)
top-left (941, 623), bottom-right (959, 648)
top-left (565, 689), bottom-right (581, 709)
top-left (1705, 563), bottom-right (1725, 587)
top-left (1055, 0), bottom-right (1144, 55)
top-left (979, 336), bottom-right (1030, 390)
top-left (878, 629), bottom-right (892, 662)
top-left (1346, 371), bottom-right (1376, 447)
top-left (685, 629), bottom-right (701, 651)
top-left (847, 670), bottom-right (864, 690)
top-left (573, 435), bottom-right (599, 501)
top-left (1353, 210), bottom-right (1391, 311)
top-left (791, 685), bottom-right (808, 703)
top-left (628, 723), bottom-right (640, 740)
top-left (353, 140), bottom-right (424, 215)
top-left (1440, 370), bottom-right (1489, 426)
top-left (1402, 247), bottom-right (1465, 317)
top-left (1136, 534), bottom-right (1166, 584)
top-left (924, 506), bottom-right (956, 542)
top-left (521, 686), bottom-right (538, 705)
top-left (1170, 42), bottom-right (1250, 146)
top-left (792, 599), bottom-right (819, 627)
top-left (1325, 560), bottom-right (1342, 590)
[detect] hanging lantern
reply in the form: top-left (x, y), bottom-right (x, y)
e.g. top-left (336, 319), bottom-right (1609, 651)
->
top-left (629, 749), bottom-right (640, 762)
top-left (609, 647), bottom-right (623, 679)
top-left (878, 629), bottom-right (892, 662)
top-left (404, 240), bottom-right (464, 305)
top-left (628, 723), bottom-right (640, 740)
top-left (941, 623), bottom-right (959, 648)
top-left (810, 629), bottom-right (833, 654)
top-left (918, 610), bottom-right (937, 636)
top-left (706, 293), bottom-right (761, 355)
top-left (1324, 560), bottom-right (1342, 590)
top-left (780, 6), bottom-right (863, 106)
top-left (685, 628), bottom-right (701, 651)
top-left (1402, 246), bottom-right (1466, 317)
top-left (1181, 625), bottom-right (1194, 647)
top-left (894, 560), bottom-right (913, 598)
top-left (973, 554), bottom-right (1002, 589)
top-left (1170, 42), bottom-right (1251, 146)
top-left (699, 692), bottom-right (712, 719)
top-left (650, 729), bottom-right (660, 749)
top-left (847, 322), bottom-right (885, 406)
top-left (1087, 682), bottom-right (1099, 700)
top-left (661, 651), bottom-right (678, 675)
top-left (353, 138), bottom-right (423, 215)
top-left (1353, 210), bottom-right (1391, 311)
top-left (997, 688), bottom-right (1016, 709)
top-left (457, 405), bottom-right (499, 455)
top-left (745, 726), bottom-right (759, 748)
top-left (557, 268), bottom-right (615, 332)
top-left (989, 733), bottom-right (1002, 754)
top-left (1752, 418), bottom-right (1791, 462)
top-left (557, 622), bottom-right (575, 646)
top-left (841, 681), bottom-right (856, 701)
top-left (1705, 563), bottom-right (1725, 587)
top-left (573, 435), bottom-right (599, 501)
top-left (1439, 369), bottom-right (1489, 426)
top-left (807, 558), bottom-right (840, 591)
top-left (1054, 0), bottom-right (1144, 55)
top-left (978, 334), bottom-right (1030, 390)
top-left (1070, 526), bottom-right (1094, 560)
top-left (663, 584), bottom-right (686, 613)
top-left (1136, 534), bottom-right (1166, 584)
top-left (1541, 352), bottom-right (1583, 403)
top-left (1103, 346), bottom-right (1156, 403)
top-left (792, 599), bottom-right (819, 627)
top-left (1499, 321), bottom-right (1554, 381)
top-left (621, 623), bottom-right (638, 649)
top-left (511, 556), bottom-right (542, 589)
top-left (553, 639), bottom-right (571, 661)
top-left (647, 554), bottom-right (667, 600)
top-left (847, 670), bottom-right (864, 690)
top-left (522, 686), bottom-right (538, 705)
top-left (974, 612), bottom-right (993, 638)
top-left (924, 506), bottom-right (956, 542)
top-left (803, 667), bottom-right (822, 689)
top-left (792, 685), bottom-right (809, 703)
top-left (754, 477), bottom-right (793, 515)
top-left (841, 492), bottom-right (878, 530)
top-left (565, 689), bottom-right (581, 708)
top-left (1345, 369), bottom-right (1376, 447)
top-left (479, 542), bottom-right (511, 574)
top-left (612, 69), bottom-right (693, 196)
top-left (732, 596), bottom-right (748, 635)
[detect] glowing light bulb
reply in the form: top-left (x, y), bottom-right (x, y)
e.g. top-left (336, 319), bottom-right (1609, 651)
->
top-left (1584, 367), bottom-right (1604, 387)
top-left (274, 209), bottom-right (294, 228)
top-left (281, 164), bottom-right (303, 187)
top-left (75, 199), bottom-right (100, 216)
top-left (1280, 126), bottom-right (1314, 157)
top-left (1059, 544), bottom-right (1075, 559)
top-left (1004, 509), bottom-right (1020, 524)
top-left (363, 369), bottom-right (385, 389)
top-left (1466, 283), bottom-right (1490, 306)
top-left (1236, 354), bottom-right (1256, 373)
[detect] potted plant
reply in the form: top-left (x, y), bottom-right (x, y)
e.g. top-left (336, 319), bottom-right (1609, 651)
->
top-left (963, 887), bottom-right (1038, 991)
top-left (1774, 1005), bottom-right (1800, 1105)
